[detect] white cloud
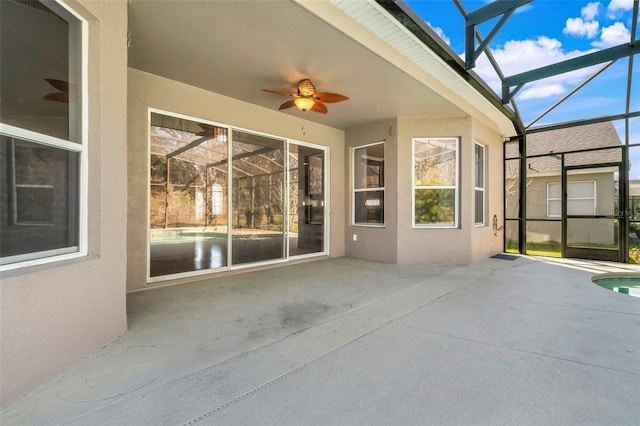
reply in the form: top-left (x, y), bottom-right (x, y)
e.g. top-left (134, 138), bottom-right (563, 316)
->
top-left (607, 0), bottom-right (634, 17)
top-left (592, 22), bottom-right (631, 47)
top-left (581, 2), bottom-right (600, 20)
top-left (563, 17), bottom-right (600, 38)
top-left (426, 22), bottom-right (450, 45)
top-left (519, 83), bottom-right (566, 100)
top-left (473, 37), bottom-right (598, 100)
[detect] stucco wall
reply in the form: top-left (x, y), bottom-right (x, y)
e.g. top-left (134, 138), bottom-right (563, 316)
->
top-left (127, 68), bottom-right (346, 292)
top-left (344, 119), bottom-right (398, 263)
top-left (395, 117), bottom-right (473, 265)
top-left (470, 119), bottom-right (505, 263)
top-left (0, 0), bottom-right (128, 407)
top-left (525, 171), bottom-right (616, 245)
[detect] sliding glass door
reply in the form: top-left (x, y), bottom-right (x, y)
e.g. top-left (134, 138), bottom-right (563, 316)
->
top-left (289, 144), bottom-right (325, 256)
top-left (149, 114), bottom-right (229, 277)
top-left (231, 131), bottom-right (285, 265)
top-left (148, 111), bottom-right (327, 279)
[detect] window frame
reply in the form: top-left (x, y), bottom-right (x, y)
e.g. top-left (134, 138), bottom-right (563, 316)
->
top-left (351, 141), bottom-right (386, 227)
top-left (546, 180), bottom-right (597, 217)
top-left (412, 137), bottom-right (460, 228)
top-left (474, 142), bottom-right (486, 226)
top-left (0, 0), bottom-right (88, 271)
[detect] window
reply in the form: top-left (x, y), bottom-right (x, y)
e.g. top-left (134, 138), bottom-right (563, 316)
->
top-left (474, 142), bottom-right (485, 226)
top-left (0, 0), bottom-right (86, 268)
top-left (547, 181), bottom-right (596, 217)
top-left (211, 183), bottom-right (224, 215)
top-left (413, 137), bottom-right (459, 227)
top-left (353, 142), bottom-right (385, 226)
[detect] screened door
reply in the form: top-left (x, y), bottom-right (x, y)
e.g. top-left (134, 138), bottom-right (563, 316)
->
top-left (562, 163), bottom-right (622, 261)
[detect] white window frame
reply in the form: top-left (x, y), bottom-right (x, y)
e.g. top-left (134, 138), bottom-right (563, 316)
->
top-left (474, 142), bottom-right (486, 226)
top-left (0, 0), bottom-right (88, 271)
top-left (352, 141), bottom-right (385, 227)
top-left (546, 180), bottom-right (596, 217)
top-left (412, 137), bottom-right (460, 228)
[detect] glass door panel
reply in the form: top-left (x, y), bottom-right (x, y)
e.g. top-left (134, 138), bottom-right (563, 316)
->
top-left (289, 144), bottom-right (325, 256)
top-left (149, 113), bottom-right (229, 277)
top-left (231, 131), bottom-right (285, 265)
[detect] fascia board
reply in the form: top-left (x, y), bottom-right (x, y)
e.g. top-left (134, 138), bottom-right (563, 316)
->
top-left (295, 0), bottom-right (517, 137)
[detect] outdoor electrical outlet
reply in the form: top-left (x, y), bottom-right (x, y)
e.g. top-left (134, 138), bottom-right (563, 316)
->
top-left (353, 234), bottom-right (358, 241)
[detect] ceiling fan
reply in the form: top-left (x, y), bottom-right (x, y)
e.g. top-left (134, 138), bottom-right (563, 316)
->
top-left (43, 78), bottom-right (71, 103)
top-left (262, 78), bottom-right (348, 114)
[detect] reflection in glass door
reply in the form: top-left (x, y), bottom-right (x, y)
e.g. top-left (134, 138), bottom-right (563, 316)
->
top-left (289, 144), bottom-right (325, 256)
top-left (149, 113), bottom-right (229, 277)
top-left (231, 131), bottom-right (285, 265)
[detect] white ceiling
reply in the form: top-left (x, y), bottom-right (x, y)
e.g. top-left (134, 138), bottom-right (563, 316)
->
top-left (127, 0), bottom-right (469, 131)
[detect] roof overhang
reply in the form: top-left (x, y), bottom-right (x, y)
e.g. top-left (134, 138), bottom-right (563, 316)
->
top-left (128, 0), bottom-right (516, 136)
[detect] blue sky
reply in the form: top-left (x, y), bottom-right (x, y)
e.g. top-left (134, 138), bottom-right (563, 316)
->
top-left (406, 0), bottom-right (640, 176)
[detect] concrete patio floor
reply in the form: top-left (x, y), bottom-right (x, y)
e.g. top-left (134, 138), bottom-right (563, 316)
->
top-left (2, 255), bottom-right (639, 425)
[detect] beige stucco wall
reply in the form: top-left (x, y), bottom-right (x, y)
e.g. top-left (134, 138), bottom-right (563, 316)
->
top-left (344, 116), bottom-right (504, 265)
top-left (396, 117), bottom-right (474, 265)
top-left (344, 119), bottom-right (398, 263)
top-left (525, 172), bottom-right (616, 245)
top-left (127, 68), bottom-right (346, 292)
top-left (0, 0), bottom-right (128, 407)
top-left (470, 119), bottom-right (506, 263)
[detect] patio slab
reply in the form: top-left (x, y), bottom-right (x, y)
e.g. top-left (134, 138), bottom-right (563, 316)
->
top-left (2, 256), bottom-right (639, 425)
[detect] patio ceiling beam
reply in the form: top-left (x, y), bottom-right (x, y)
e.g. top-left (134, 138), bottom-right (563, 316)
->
top-left (526, 110), bottom-right (640, 134)
top-left (625, 1), bottom-right (638, 116)
top-left (464, 0), bottom-right (533, 68)
top-left (525, 61), bottom-right (615, 129)
top-left (453, 0), bottom-right (524, 130)
top-left (502, 42), bottom-right (640, 103)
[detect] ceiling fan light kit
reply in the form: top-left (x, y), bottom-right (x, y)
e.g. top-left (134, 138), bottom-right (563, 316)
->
top-left (294, 97), bottom-right (315, 111)
top-left (262, 78), bottom-right (349, 114)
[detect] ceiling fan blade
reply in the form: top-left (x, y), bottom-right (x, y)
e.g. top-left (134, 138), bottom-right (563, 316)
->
top-left (297, 79), bottom-right (316, 96)
top-left (278, 100), bottom-right (296, 110)
top-left (43, 92), bottom-right (69, 103)
top-left (45, 78), bottom-right (69, 92)
top-left (261, 89), bottom-right (294, 97)
top-left (310, 100), bottom-right (327, 114)
top-left (313, 92), bottom-right (349, 103)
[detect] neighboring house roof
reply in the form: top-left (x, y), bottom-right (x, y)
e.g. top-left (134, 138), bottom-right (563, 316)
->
top-left (508, 122), bottom-right (623, 176)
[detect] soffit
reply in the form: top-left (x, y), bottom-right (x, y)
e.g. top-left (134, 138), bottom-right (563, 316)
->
top-left (298, 0), bottom-right (517, 136)
top-left (127, 0), bottom-right (475, 131)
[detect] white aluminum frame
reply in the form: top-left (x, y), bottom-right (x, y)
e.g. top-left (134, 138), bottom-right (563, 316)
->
top-left (474, 142), bottom-right (486, 227)
top-left (546, 180), bottom-right (597, 218)
top-left (351, 141), bottom-right (386, 227)
top-left (0, 0), bottom-right (88, 271)
top-left (146, 108), bottom-right (330, 283)
top-left (412, 137), bottom-right (460, 228)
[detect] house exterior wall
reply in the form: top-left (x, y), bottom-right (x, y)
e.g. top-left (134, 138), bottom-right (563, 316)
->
top-left (344, 116), bottom-right (503, 266)
top-left (0, 0), bottom-right (128, 407)
top-left (344, 119), bottom-right (399, 263)
top-left (127, 68), bottom-right (346, 291)
top-left (470, 119), bottom-right (506, 263)
top-left (525, 172), bottom-right (616, 245)
top-left (396, 117), bottom-right (473, 265)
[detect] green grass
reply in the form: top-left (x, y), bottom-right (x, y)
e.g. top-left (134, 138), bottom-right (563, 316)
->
top-left (507, 240), bottom-right (620, 256)
top-left (506, 240), bottom-right (561, 257)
